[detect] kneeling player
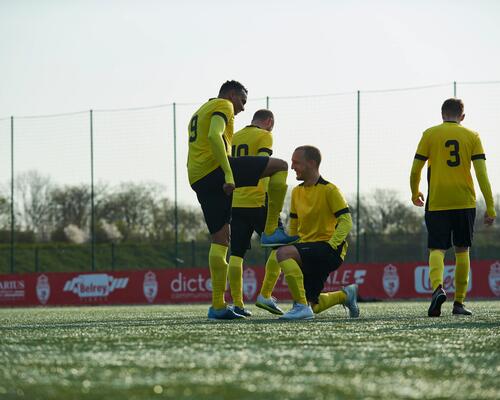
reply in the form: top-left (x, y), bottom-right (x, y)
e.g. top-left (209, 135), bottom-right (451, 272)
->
top-left (274, 145), bottom-right (359, 320)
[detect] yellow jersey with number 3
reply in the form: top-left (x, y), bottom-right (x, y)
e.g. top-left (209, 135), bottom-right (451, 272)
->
top-left (187, 98), bottom-right (234, 185)
top-left (231, 125), bottom-right (273, 208)
top-left (414, 122), bottom-right (486, 211)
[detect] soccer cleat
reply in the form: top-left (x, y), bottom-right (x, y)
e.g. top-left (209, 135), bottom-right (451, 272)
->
top-left (207, 306), bottom-right (246, 320)
top-left (342, 284), bottom-right (360, 318)
top-left (428, 285), bottom-right (447, 317)
top-left (279, 302), bottom-right (314, 320)
top-left (452, 302), bottom-right (472, 316)
top-left (261, 228), bottom-right (299, 247)
top-left (233, 306), bottom-right (252, 317)
top-left (255, 294), bottom-right (284, 315)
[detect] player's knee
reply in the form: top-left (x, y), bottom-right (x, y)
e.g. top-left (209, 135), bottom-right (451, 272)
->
top-left (268, 158), bottom-right (288, 173)
top-left (276, 246), bottom-right (294, 262)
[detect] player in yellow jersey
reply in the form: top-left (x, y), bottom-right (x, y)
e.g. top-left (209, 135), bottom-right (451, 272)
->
top-left (227, 109), bottom-right (296, 317)
top-left (273, 145), bottom-right (359, 320)
top-left (410, 98), bottom-right (496, 317)
top-left (187, 81), bottom-right (298, 320)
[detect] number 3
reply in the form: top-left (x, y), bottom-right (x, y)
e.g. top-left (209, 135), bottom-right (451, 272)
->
top-left (445, 140), bottom-right (460, 167)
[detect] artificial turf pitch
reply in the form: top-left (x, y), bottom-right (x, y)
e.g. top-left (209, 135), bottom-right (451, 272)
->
top-left (1, 301), bottom-right (499, 400)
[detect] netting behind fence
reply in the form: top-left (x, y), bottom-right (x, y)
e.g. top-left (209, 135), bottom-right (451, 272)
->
top-left (1, 81), bottom-right (499, 273)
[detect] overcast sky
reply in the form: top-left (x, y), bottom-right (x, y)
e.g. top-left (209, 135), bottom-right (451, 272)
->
top-left (2, 0), bottom-right (500, 115)
top-left (1, 0), bottom-right (499, 206)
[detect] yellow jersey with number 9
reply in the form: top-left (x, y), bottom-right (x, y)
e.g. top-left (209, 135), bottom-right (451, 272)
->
top-left (414, 122), bottom-right (485, 211)
top-left (187, 98), bottom-right (234, 185)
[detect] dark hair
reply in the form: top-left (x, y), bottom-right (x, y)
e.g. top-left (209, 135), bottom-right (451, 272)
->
top-left (441, 98), bottom-right (464, 118)
top-left (219, 80), bottom-right (248, 96)
top-left (295, 145), bottom-right (322, 167)
top-left (252, 109), bottom-right (274, 122)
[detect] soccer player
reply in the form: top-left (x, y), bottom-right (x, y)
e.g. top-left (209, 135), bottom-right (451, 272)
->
top-left (187, 81), bottom-right (297, 320)
top-left (410, 98), bottom-right (496, 317)
top-left (228, 109), bottom-right (295, 317)
top-left (274, 145), bottom-right (359, 320)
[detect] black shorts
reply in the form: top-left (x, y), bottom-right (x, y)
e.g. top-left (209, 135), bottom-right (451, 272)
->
top-left (425, 208), bottom-right (476, 250)
top-left (230, 207), bottom-right (267, 257)
top-left (191, 156), bottom-right (269, 234)
top-left (294, 241), bottom-right (344, 304)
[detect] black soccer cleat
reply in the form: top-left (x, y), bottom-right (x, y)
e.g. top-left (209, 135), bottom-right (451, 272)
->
top-left (452, 302), bottom-right (472, 316)
top-left (428, 285), bottom-right (447, 317)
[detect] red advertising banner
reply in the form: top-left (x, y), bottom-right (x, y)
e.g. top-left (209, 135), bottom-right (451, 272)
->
top-left (0, 260), bottom-right (499, 307)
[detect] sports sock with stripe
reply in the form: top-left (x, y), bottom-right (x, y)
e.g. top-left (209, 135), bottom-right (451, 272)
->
top-left (312, 291), bottom-right (347, 314)
top-left (209, 243), bottom-right (229, 309)
top-left (259, 250), bottom-right (280, 298)
top-left (429, 249), bottom-right (445, 290)
top-left (279, 258), bottom-right (307, 305)
top-left (454, 250), bottom-right (470, 304)
top-left (228, 255), bottom-right (244, 308)
top-left (264, 171), bottom-right (287, 235)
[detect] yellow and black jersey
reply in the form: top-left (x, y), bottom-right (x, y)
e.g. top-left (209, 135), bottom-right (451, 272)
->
top-left (187, 98), bottom-right (234, 185)
top-left (289, 176), bottom-right (350, 259)
top-left (415, 122), bottom-right (486, 211)
top-left (231, 125), bottom-right (273, 208)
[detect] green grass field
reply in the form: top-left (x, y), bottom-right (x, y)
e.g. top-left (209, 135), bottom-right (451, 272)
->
top-left (1, 301), bottom-right (499, 400)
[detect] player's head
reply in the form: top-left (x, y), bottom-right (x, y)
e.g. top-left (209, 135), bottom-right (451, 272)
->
top-left (291, 145), bottom-right (321, 181)
top-left (441, 98), bottom-right (465, 122)
top-left (251, 109), bottom-right (274, 131)
top-left (219, 80), bottom-right (248, 115)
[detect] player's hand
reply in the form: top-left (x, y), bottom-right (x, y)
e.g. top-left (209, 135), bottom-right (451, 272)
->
top-left (484, 211), bottom-right (495, 226)
top-left (412, 192), bottom-right (425, 207)
top-left (223, 183), bottom-right (235, 196)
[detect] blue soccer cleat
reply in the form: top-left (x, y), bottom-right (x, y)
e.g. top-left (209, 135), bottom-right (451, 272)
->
top-left (208, 306), bottom-right (246, 320)
top-left (261, 228), bottom-right (299, 247)
top-left (255, 294), bottom-right (284, 315)
top-left (233, 306), bottom-right (252, 317)
top-left (342, 284), bottom-right (360, 318)
top-left (279, 302), bottom-right (314, 320)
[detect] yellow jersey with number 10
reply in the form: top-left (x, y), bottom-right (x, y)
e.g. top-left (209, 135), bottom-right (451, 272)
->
top-left (187, 98), bottom-right (234, 185)
top-left (231, 125), bottom-right (273, 208)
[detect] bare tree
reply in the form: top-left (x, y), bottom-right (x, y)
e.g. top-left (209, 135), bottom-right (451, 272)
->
top-left (15, 171), bottom-right (53, 240)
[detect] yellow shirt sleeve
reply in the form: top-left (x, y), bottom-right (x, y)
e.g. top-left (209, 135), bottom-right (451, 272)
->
top-left (207, 114), bottom-right (234, 184)
top-left (289, 188), bottom-right (298, 236)
top-left (410, 158), bottom-right (426, 200)
top-left (473, 158), bottom-right (496, 217)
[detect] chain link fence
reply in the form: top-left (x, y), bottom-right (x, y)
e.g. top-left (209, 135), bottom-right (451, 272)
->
top-left (1, 81), bottom-right (499, 273)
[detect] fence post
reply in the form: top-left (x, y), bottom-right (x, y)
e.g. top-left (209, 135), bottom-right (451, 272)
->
top-left (191, 240), bottom-right (196, 266)
top-left (34, 247), bottom-right (39, 272)
top-left (173, 103), bottom-right (179, 267)
top-left (453, 81), bottom-right (457, 97)
top-left (356, 91), bottom-right (361, 263)
top-left (90, 110), bottom-right (96, 272)
top-left (266, 96), bottom-right (269, 109)
top-left (111, 242), bottom-right (115, 271)
top-left (10, 116), bottom-right (15, 273)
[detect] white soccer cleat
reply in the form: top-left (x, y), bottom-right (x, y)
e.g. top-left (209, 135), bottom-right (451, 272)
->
top-left (342, 284), bottom-right (360, 318)
top-left (255, 294), bottom-right (284, 315)
top-left (279, 302), bottom-right (314, 320)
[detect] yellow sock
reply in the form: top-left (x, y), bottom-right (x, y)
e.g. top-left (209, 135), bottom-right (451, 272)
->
top-left (264, 171), bottom-right (287, 235)
top-left (312, 291), bottom-right (347, 314)
top-left (260, 250), bottom-right (281, 298)
top-left (228, 255), bottom-right (244, 308)
top-left (454, 251), bottom-right (470, 304)
top-left (279, 258), bottom-right (307, 305)
top-left (209, 243), bottom-right (228, 309)
top-left (429, 249), bottom-right (445, 290)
